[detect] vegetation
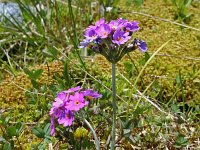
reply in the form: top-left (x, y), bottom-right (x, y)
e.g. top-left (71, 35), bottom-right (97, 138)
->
top-left (0, 0), bottom-right (199, 149)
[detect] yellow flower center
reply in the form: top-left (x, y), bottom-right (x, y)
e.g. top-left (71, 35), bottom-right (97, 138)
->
top-left (117, 37), bottom-right (121, 41)
top-left (75, 101), bottom-right (79, 105)
top-left (88, 96), bottom-right (93, 100)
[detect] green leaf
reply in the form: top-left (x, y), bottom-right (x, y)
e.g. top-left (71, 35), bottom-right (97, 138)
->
top-left (144, 52), bottom-right (150, 62)
top-left (24, 68), bottom-right (33, 78)
top-left (44, 123), bottom-right (50, 135)
top-left (32, 69), bottom-right (43, 80)
top-left (42, 47), bottom-right (58, 58)
top-left (0, 116), bottom-right (10, 127)
top-left (32, 127), bottom-right (45, 138)
top-left (3, 142), bottom-right (12, 150)
top-left (6, 126), bottom-right (17, 137)
top-left (123, 129), bottom-right (131, 137)
top-left (37, 142), bottom-right (46, 150)
top-left (31, 79), bottom-right (39, 88)
top-left (123, 61), bottom-right (134, 76)
top-left (171, 104), bottom-right (180, 113)
top-left (176, 74), bottom-right (182, 87)
top-left (24, 68), bottom-right (43, 80)
top-left (44, 135), bottom-right (52, 143)
top-left (185, 0), bottom-right (192, 7)
top-left (134, 0), bottom-right (144, 6)
top-left (174, 135), bottom-right (188, 148)
top-left (15, 122), bottom-right (23, 136)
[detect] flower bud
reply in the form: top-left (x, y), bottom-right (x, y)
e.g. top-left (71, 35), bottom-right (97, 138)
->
top-left (74, 127), bottom-right (88, 139)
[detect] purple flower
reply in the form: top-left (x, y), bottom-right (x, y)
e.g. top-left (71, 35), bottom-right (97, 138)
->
top-left (95, 18), bottom-right (105, 27)
top-left (94, 38), bottom-right (102, 45)
top-left (96, 24), bottom-right (111, 38)
top-left (112, 30), bottom-right (131, 46)
top-left (64, 86), bottom-right (82, 94)
top-left (117, 18), bottom-right (128, 25)
top-left (50, 92), bottom-right (69, 118)
top-left (109, 19), bottom-right (125, 30)
top-left (50, 87), bottom-right (102, 136)
top-left (57, 110), bottom-right (74, 127)
top-left (50, 106), bottom-right (63, 118)
top-left (83, 89), bottom-right (102, 100)
top-left (66, 92), bottom-right (89, 111)
top-left (133, 39), bottom-right (147, 52)
top-left (79, 39), bottom-right (90, 48)
top-left (109, 20), bottom-right (120, 30)
top-left (55, 92), bottom-right (68, 103)
top-left (79, 18), bottom-right (147, 63)
top-left (84, 28), bottom-right (98, 41)
top-left (125, 21), bottom-right (140, 32)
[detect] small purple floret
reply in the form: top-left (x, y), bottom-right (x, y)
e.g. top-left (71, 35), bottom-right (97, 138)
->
top-left (112, 30), bottom-right (131, 46)
top-left (64, 86), bottom-right (82, 93)
top-left (66, 92), bottom-right (88, 111)
top-left (57, 110), bottom-right (74, 127)
top-left (134, 39), bottom-right (147, 52)
top-left (95, 18), bottom-right (105, 27)
top-left (79, 39), bottom-right (90, 48)
top-left (83, 89), bottom-right (102, 100)
top-left (84, 28), bottom-right (98, 41)
top-left (96, 24), bottom-right (111, 38)
top-left (109, 20), bottom-right (123, 30)
top-left (125, 21), bottom-right (140, 32)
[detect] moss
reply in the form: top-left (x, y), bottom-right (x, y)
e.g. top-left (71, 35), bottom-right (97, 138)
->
top-left (0, 61), bottom-right (63, 108)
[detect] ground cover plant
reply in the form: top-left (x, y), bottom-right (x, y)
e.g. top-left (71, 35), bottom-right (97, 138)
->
top-left (0, 0), bottom-right (199, 149)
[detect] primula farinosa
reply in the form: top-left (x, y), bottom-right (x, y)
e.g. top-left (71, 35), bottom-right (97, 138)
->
top-left (82, 89), bottom-right (102, 100)
top-left (112, 30), bottom-right (131, 46)
top-left (95, 24), bottom-right (111, 39)
top-left (80, 18), bottom-right (147, 63)
top-left (57, 110), bottom-right (74, 127)
top-left (66, 92), bottom-right (88, 111)
top-left (50, 86), bottom-right (102, 136)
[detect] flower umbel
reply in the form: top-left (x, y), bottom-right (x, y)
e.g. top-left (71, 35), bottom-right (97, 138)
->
top-left (80, 18), bottom-right (147, 63)
top-left (50, 87), bottom-right (102, 135)
top-left (83, 89), bottom-right (102, 100)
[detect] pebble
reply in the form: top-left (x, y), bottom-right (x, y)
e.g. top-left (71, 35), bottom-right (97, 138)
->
top-left (0, 2), bottom-right (23, 23)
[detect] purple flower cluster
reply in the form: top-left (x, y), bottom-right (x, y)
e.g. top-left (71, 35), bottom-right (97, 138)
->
top-left (80, 18), bottom-right (147, 63)
top-left (50, 86), bottom-right (102, 136)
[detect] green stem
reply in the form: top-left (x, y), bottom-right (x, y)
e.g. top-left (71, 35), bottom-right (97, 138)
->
top-left (111, 63), bottom-right (116, 150)
top-left (84, 119), bottom-right (100, 150)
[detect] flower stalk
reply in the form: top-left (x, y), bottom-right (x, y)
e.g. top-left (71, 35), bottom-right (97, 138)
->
top-left (111, 63), bottom-right (116, 150)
